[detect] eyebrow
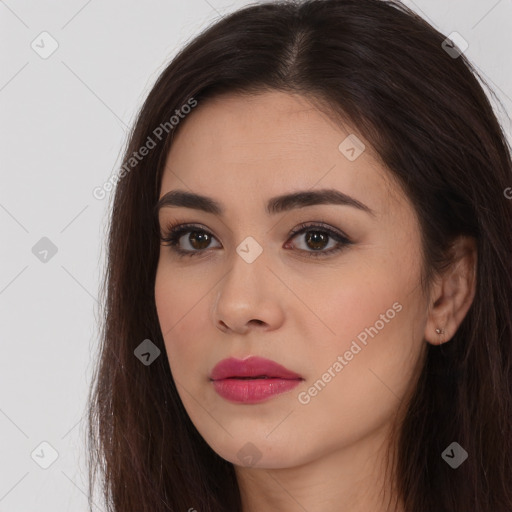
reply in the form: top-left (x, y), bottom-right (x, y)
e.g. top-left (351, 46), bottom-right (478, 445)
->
top-left (154, 188), bottom-right (375, 217)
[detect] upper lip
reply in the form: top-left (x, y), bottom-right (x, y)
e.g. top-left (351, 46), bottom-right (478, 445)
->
top-left (210, 356), bottom-right (303, 381)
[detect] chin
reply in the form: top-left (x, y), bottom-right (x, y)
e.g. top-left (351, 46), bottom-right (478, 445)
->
top-left (205, 433), bottom-right (306, 469)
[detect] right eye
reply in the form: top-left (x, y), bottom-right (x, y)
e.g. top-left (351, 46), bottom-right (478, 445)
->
top-left (160, 223), bottom-right (221, 258)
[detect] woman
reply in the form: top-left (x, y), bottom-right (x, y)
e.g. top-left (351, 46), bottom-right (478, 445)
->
top-left (87, 0), bottom-right (512, 510)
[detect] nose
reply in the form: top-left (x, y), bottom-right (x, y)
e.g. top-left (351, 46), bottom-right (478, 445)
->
top-left (211, 250), bottom-right (285, 334)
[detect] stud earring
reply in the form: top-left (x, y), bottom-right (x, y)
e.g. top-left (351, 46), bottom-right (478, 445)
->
top-left (435, 328), bottom-right (445, 335)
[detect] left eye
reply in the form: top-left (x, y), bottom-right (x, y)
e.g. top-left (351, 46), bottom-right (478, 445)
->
top-left (288, 227), bottom-right (342, 253)
top-left (160, 222), bottom-right (352, 258)
top-left (285, 222), bottom-right (352, 258)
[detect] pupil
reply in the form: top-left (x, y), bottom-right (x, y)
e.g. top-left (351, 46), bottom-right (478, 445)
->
top-left (307, 231), bottom-right (328, 250)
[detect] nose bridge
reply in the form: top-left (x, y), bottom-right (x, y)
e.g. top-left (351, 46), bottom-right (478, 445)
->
top-left (211, 236), bottom-right (282, 331)
top-left (222, 236), bottom-right (268, 297)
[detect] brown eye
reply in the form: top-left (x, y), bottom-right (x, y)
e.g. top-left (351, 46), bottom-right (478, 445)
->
top-left (187, 231), bottom-right (213, 250)
top-left (303, 231), bottom-right (330, 251)
top-left (286, 222), bottom-right (352, 258)
top-left (160, 224), bottom-right (221, 258)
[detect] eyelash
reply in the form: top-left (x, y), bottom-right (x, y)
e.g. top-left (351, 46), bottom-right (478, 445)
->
top-left (159, 220), bottom-right (353, 259)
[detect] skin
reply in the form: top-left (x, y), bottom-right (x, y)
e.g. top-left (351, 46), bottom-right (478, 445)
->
top-left (154, 90), bottom-right (477, 512)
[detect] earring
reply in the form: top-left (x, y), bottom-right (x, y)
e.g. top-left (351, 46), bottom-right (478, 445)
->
top-left (435, 328), bottom-right (445, 335)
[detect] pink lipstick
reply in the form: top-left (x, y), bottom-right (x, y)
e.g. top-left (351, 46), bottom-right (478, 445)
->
top-left (210, 356), bottom-right (303, 404)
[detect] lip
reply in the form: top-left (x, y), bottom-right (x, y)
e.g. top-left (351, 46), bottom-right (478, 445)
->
top-left (210, 356), bottom-right (304, 404)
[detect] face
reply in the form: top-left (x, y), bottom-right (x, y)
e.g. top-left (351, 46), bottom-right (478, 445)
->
top-left (154, 90), bottom-right (429, 470)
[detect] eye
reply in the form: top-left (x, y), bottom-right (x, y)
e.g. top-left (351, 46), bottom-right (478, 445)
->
top-left (159, 221), bottom-right (352, 259)
top-left (285, 221), bottom-right (352, 258)
top-left (160, 222), bottom-right (221, 258)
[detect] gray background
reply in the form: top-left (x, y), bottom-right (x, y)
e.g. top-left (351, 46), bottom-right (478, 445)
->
top-left (1, 0), bottom-right (511, 510)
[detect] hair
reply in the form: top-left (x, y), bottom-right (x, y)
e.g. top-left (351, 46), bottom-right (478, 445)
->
top-left (86, 0), bottom-right (512, 510)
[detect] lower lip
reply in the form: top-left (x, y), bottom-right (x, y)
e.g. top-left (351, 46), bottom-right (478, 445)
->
top-left (212, 378), bottom-right (302, 403)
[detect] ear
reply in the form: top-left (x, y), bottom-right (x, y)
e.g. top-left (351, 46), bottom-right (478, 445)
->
top-left (424, 236), bottom-right (477, 345)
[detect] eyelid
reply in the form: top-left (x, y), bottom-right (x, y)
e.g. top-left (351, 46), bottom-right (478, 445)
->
top-left (287, 221), bottom-right (351, 243)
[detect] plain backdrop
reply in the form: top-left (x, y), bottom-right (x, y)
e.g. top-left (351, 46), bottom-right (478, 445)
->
top-left (1, 0), bottom-right (511, 510)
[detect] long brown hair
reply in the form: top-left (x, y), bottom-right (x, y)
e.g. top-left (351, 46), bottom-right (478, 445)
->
top-left (86, 1), bottom-right (512, 510)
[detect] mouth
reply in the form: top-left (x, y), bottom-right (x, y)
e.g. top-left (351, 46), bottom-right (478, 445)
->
top-left (223, 375), bottom-right (290, 379)
top-left (209, 356), bottom-right (304, 403)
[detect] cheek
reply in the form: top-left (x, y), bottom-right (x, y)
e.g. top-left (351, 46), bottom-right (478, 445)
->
top-left (154, 264), bottom-right (209, 377)
top-left (300, 248), bottom-right (416, 353)
top-left (291, 298), bottom-right (423, 456)
top-left (154, 256), bottom-right (213, 332)
top-left (300, 258), bottom-right (425, 424)
top-left (307, 284), bottom-right (411, 395)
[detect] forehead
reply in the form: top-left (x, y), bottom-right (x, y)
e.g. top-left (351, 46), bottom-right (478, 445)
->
top-left (159, 91), bottom-right (403, 217)
top-left (166, 91), bottom-right (370, 167)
